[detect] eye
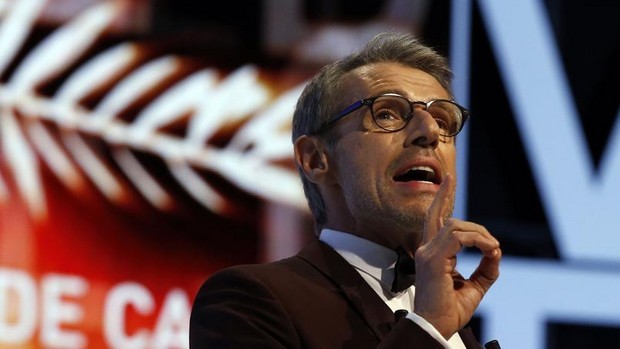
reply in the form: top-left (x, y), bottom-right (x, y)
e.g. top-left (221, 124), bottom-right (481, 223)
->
top-left (433, 117), bottom-right (450, 131)
top-left (428, 102), bottom-right (460, 135)
top-left (372, 97), bottom-right (408, 120)
top-left (373, 108), bottom-right (406, 130)
top-left (370, 95), bottom-right (411, 130)
top-left (374, 108), bottom-right (402, 121)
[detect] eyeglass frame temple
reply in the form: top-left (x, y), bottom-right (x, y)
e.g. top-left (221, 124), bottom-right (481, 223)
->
top-left (327, 99), bottom-right (375, 126)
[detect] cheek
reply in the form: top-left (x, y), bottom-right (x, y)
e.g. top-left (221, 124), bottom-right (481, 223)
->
top-left (335, 143), bottom-right (382, 191)
top-left (332, 133), bottom-right (397, 192)
top-left (440, 145), bottom-right (457, 172)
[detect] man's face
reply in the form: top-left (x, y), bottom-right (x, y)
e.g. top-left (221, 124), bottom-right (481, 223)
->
top-left (321, 62), bottom-right (457, 250)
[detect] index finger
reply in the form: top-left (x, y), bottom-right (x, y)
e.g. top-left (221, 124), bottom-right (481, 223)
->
top-left (422, 173), bottom-right (454, 243)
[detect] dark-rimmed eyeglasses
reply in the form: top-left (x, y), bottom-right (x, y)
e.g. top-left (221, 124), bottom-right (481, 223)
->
top-left (319, 93), bottom-right (470, 137)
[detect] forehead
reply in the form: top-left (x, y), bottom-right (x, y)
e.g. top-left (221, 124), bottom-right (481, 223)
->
top-left (341, 62), bottom-right (450, 101)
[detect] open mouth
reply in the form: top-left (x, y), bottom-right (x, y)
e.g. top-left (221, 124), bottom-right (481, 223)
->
top-left (393, 166), bottom-right (440, 184)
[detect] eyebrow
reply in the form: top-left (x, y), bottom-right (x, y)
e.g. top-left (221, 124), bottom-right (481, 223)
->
top-left (369, 90), bottom-right (448, 103)
top-left (373, 88), bottom-right (409, 98)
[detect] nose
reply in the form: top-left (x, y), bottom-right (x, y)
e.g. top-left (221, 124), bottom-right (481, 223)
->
top-left (403, 108), bottom-right (440, 149)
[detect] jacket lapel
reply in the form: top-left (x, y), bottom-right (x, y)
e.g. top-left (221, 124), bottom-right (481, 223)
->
top-left (297, 239), bottom-right (396, 340)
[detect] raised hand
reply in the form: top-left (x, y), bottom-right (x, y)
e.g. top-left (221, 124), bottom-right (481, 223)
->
top-left (412, 174), bottom-right (501, 339)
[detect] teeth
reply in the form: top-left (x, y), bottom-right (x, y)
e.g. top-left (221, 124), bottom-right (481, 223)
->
top-left (409, 166), bottom-right (434, 174)
top-left (394, 165), bottom-right (437, 183)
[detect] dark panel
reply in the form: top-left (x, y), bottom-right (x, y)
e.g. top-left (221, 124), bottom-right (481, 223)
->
top-left (547, 321), bottom-right (620, 349)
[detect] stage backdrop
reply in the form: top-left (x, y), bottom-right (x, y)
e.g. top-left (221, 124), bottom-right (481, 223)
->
top-left (1, 1), bottom-right (619, 348)
top-left (0, 1), bottom-right (312, 348)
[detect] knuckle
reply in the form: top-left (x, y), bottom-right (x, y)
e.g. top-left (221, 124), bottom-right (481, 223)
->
top-left (450, 230), bottom-right (463, 240)
top-left (444, 217), bottom-right (456, 228)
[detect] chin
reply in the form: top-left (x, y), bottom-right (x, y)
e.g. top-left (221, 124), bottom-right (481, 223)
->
top-left (389, 209), bottom-right (426, 231)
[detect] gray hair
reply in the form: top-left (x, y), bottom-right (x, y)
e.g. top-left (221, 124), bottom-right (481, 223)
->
top-left (291, 32), bottom-right (454, 230)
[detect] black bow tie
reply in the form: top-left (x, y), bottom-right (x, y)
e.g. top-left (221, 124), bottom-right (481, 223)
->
top-left (391, 247), bottom-right (416, 293)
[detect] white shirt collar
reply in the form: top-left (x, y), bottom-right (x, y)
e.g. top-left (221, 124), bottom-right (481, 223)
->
top-left (319, 228), bottom-right (398, 289)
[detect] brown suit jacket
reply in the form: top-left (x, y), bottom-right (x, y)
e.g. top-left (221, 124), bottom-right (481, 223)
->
top-left (190, 239), bottom-right (483, 349)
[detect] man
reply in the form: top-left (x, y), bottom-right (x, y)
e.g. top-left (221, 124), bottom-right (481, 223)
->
top-left (190, 32), bottom-right (501, 348)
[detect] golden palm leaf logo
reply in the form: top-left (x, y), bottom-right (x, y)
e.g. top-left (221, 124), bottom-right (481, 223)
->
top-left (0, 0), bottom-right (307, 221)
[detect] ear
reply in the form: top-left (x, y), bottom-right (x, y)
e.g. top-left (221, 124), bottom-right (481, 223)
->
top-left (294, 135), bottom-right (333, 184)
